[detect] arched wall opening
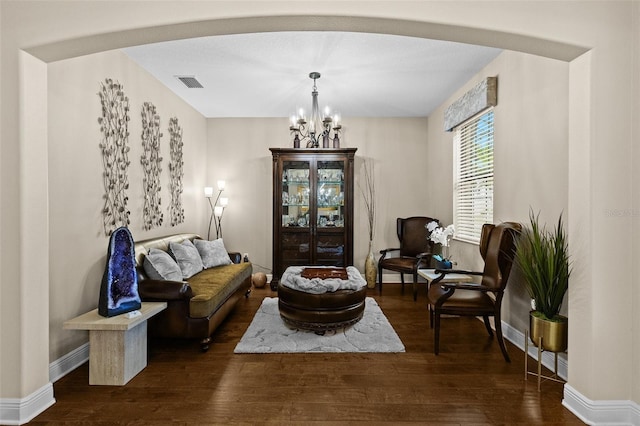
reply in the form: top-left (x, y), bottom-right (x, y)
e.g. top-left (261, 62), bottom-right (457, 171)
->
top-left (25, 11), bottom-right (590, 377)
top-left (9, 10), bottom-right (613, 424)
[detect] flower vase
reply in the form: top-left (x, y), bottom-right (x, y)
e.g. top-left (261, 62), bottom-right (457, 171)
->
top-left (364, 241), bottom-right (377, 289)
top-left (436, 245), bottom-right (452, 270)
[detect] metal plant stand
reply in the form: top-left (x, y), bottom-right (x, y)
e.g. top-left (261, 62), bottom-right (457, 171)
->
top-left (524, 329), bottom-right (567, 391)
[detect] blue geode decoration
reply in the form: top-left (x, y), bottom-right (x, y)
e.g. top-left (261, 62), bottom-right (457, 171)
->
top-left (99, 226), bottom-right (141, 317)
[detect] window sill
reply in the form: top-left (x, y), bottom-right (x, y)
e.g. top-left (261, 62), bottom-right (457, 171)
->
top-left (453, 236), bottom-right (479, 246)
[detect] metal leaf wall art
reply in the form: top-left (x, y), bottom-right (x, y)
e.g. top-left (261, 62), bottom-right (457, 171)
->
top-left (140, 102), bottom-right (164, 230)
top-left (98, 78), bottom-right (131, 236)
top-left (168, 116), bottom-right (185, 226)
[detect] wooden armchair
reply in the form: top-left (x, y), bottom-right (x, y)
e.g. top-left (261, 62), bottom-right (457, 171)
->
top-left (427, 222), bottom-right (521, 361)
top-left (378, 216), bottom-right (437, 301)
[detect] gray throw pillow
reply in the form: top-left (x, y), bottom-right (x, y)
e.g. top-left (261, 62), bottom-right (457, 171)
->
top-left (143, 248), bottom-right (183, 281)
top-left (194, 238), bottom-right (232, 269)
top-left (169, 239), bottom-right (204, 279)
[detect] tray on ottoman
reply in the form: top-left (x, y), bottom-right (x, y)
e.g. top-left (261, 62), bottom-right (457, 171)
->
top-left (301, 267), bottom-right (348, 280)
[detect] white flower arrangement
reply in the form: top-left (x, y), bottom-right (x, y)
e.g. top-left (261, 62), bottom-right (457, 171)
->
top-left (426, 221), bottom-right (455, 247)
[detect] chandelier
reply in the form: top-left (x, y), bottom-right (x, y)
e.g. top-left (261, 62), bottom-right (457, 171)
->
top-left (289, 72), bottom-right (342, 149)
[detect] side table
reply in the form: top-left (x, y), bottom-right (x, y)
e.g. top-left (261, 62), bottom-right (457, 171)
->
top-left (418, 268), bottom-right (473, 288)
top-left (64, 301), bottom-right (167, 385)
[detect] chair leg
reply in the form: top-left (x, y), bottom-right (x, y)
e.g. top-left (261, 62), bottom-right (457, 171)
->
top-left (412, 272), bottom-right (418, 302)
top-left (400, 274), bottom-right (405, 294)
top-left (428, 304), bottom-right (434, 328)
top-left (495, 312), bottom-right (510, 362)
top-left (482, 315), bottom-right (494, 337)
top-left (378, 265), bottom-right (383, 295)
top-left (434, 310), bottom-right (441, 355)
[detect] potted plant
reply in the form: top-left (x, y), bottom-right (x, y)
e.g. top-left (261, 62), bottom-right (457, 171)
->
top-left (515, 210), bottom-right (571, 352)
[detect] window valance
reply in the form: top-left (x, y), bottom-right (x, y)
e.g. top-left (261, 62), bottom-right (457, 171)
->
top-left (444, 77), bottom-right (497, 132)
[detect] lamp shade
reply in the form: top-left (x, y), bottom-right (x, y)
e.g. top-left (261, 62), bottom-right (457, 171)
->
top-left (220, 197), bottom-right (229, 207)
top-left (204, 187), bottom-right (214, 197)
top-left (214, 206), bottom-right (224, 217)
top-left (217, 180), bottom-right (226, 190)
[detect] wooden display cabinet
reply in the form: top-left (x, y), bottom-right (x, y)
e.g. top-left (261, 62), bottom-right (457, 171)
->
top-left (270, 148), bottom-right (357, 290)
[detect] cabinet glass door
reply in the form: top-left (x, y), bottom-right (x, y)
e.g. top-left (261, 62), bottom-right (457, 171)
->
top-left (316, 161), bottom-right (344, 227)
top-left (281, 160), bottom-right (311, 265)
top-left (316, 160), bottom-right (345, 264)
top-left (282, 160), bottom-right (310, 227)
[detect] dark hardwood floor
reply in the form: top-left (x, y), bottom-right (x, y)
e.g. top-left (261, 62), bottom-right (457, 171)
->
top-left (32, 284), bottom-right (583, 425)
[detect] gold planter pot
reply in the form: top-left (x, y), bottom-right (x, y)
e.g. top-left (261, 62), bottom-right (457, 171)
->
top-left (529, 312), bottom-right (568, 353)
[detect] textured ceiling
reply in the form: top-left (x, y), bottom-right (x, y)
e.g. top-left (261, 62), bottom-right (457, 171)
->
top-left (123, 31), bottom-right (502, 118)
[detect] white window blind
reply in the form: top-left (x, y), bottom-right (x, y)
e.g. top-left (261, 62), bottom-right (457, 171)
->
top-left (453, 110), bottom-right (494, 244)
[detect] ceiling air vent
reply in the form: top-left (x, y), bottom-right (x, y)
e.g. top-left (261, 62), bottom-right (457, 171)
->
top-left (176, 76), bottom-right (203, 88)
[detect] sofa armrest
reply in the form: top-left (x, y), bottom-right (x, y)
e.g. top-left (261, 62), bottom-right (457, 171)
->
top-left (139, 279), bottom-right (193, 301)
top-left (228, 251), bottom-right (242, 264)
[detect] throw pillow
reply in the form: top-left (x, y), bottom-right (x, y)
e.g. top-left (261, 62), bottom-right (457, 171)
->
top-left (143, 248), bottom-right (183, 281)
top-left (194, 238), bottom-right (233, 269)
top-left (169, 239), bottom-right (205, 279)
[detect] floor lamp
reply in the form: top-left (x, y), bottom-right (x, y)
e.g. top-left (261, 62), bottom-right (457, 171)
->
top-left (204, 180), bottom-right (228, 240)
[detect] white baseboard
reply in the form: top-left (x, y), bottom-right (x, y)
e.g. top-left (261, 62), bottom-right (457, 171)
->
top-left (562, 384), bottom-right (640, 426)
top-left (0, 383), bottom-right (55, 425)
top-left (0, 343), bottom-right (88, 424)
top-left (502, 320), bottom-right (568, 380)
top-left (49, 342), bottom-right (89, 383)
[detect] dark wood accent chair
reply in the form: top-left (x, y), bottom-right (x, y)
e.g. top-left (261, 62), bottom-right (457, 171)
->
top-left (378, 216), bottom-right (437, 301)
top-left (427, 222), bottom-right (522, 362)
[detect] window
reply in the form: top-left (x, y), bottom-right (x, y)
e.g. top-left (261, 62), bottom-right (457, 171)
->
top-left (453, 109), bottom-right (494, 244)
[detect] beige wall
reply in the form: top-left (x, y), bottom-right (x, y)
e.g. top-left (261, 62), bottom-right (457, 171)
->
top-left (207, 117), bottom-right (430, 274)
top-left (47, 50), bottom-right (208, 361)
top-left (1, 0), bottom-right (638, 421)
top-left (426, 50), bottom-right (570, 334)
top-left (566, 6), bottom-right (634, 402)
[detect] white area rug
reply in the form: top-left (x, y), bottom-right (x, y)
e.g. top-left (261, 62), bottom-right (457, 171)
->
top-left (234, 297), bottom-right (405, 353)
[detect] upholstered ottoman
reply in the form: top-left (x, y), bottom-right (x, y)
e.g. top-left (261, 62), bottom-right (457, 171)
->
top-left (277, 266), bottom-right (368, 333)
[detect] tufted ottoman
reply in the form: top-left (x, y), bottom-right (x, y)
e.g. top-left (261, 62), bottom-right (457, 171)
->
top-left (277, 266), bottom-right (368, 333)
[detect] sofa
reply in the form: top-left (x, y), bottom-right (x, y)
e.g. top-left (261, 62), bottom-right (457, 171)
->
top-left (133, 233), bottom-right (252, 351)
